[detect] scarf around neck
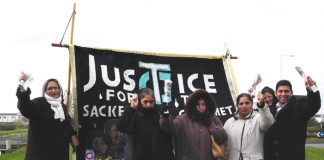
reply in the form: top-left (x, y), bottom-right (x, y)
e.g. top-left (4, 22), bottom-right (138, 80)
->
top-left (45, 93), bottom-right (65, 122)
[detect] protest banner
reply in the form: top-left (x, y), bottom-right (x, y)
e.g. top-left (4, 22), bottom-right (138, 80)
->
top-left (69, 45), bottom-right (237, 159)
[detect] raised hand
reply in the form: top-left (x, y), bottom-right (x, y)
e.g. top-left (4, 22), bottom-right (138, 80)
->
top-left (19, 71), bottom-right (27, 82)
top-left (130, 93), bottom-right (139, 109)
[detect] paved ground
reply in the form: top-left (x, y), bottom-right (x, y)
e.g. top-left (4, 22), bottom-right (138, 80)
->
top-left (306, 143), bottom-right (324, 149)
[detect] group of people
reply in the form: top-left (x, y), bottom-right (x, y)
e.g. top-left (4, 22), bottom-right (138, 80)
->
top-left (17, 71), bottom-right (321, 160)
top-left (223, 77), bottom-right (321, 160)
top-left (117, 88), bottom-right (227, 160)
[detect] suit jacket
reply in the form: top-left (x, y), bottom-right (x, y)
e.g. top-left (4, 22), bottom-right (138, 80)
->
top-left (264, 91), bottom-right (321, 160)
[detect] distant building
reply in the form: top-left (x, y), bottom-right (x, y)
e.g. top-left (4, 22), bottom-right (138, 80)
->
top-left (314, 114), bottom-right (324, 123)
top-left (0, 113), bottom-right (23, 123)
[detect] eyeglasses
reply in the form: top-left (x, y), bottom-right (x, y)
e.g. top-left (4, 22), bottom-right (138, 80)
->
top-left (46, 87), bottom-right (60, 91)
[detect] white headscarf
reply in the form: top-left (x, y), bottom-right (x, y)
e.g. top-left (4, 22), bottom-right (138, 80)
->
top-left (42, 78), bottom-right (65, 122)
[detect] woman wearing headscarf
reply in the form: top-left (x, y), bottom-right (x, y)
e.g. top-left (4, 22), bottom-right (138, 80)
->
top-left (117, 88), bottom-right (175, 160)
top-left (258, 86), bottom-right (278, 117)
top-left (223, 93), bottom-right (274, 160)
top-left (160, 89), bottom-right (227, 160)
top-left (16, 72), bottom-right (79, 160)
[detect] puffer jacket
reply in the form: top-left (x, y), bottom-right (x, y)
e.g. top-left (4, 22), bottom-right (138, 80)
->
top-left (160, 89), bottom-right (227, 160)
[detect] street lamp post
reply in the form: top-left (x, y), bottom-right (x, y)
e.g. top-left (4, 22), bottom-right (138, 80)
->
top-left (280, 54), bottom-right (295, 79)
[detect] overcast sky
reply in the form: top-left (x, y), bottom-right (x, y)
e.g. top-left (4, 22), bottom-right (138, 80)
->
top-left (0, 0), bottom-right (323, 114)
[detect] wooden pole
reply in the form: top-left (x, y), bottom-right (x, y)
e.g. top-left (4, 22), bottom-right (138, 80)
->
top-left (66, 3), bottom-right (76, 112)
top-left (224, 43), bottom-right (239, 98)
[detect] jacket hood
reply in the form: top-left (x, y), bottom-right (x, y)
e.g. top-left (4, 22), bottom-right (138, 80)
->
top-left (185, 89), bottom-right (217, 120)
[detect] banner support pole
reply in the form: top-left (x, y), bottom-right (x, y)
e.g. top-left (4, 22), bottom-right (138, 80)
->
top-left (66, 3), bottom-right (76, 112)
top-left (51, 43), bottom-right (69, 48)
top-left (68, 4), bottom-right (76, 160)
top-left (224, 43), bottom-right (239, 98)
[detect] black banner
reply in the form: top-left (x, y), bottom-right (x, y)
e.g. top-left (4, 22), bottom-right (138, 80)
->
top-left (71, 45), bottom-right (236, 160)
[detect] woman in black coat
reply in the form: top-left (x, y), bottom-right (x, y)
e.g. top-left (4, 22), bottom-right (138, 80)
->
top-left (16, 72), bottom-right (79, 160)
top-left (117, 88), bottom-right (175, 160)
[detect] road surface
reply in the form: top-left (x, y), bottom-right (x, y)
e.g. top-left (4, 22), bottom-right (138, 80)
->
top-left (306, 143), bottom-right (324, 149)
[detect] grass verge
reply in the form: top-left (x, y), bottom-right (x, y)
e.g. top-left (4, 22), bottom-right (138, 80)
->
top-left (0, 146), bottom-right (25, 160)
top-left (306, 146), bottom-right (324, 160)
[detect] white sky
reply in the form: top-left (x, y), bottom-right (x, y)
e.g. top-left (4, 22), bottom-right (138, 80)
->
top-left (0, 0), bottom-right (323, 114)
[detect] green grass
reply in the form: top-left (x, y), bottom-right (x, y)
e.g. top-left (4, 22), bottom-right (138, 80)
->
top-left (0, 146), bottom-right (25, 160)
top-left (306, 146), bottom-right (324, 160)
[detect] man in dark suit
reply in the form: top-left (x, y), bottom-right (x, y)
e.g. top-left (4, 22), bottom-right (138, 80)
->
top-left (264, 78), bottom-right (321, 160)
